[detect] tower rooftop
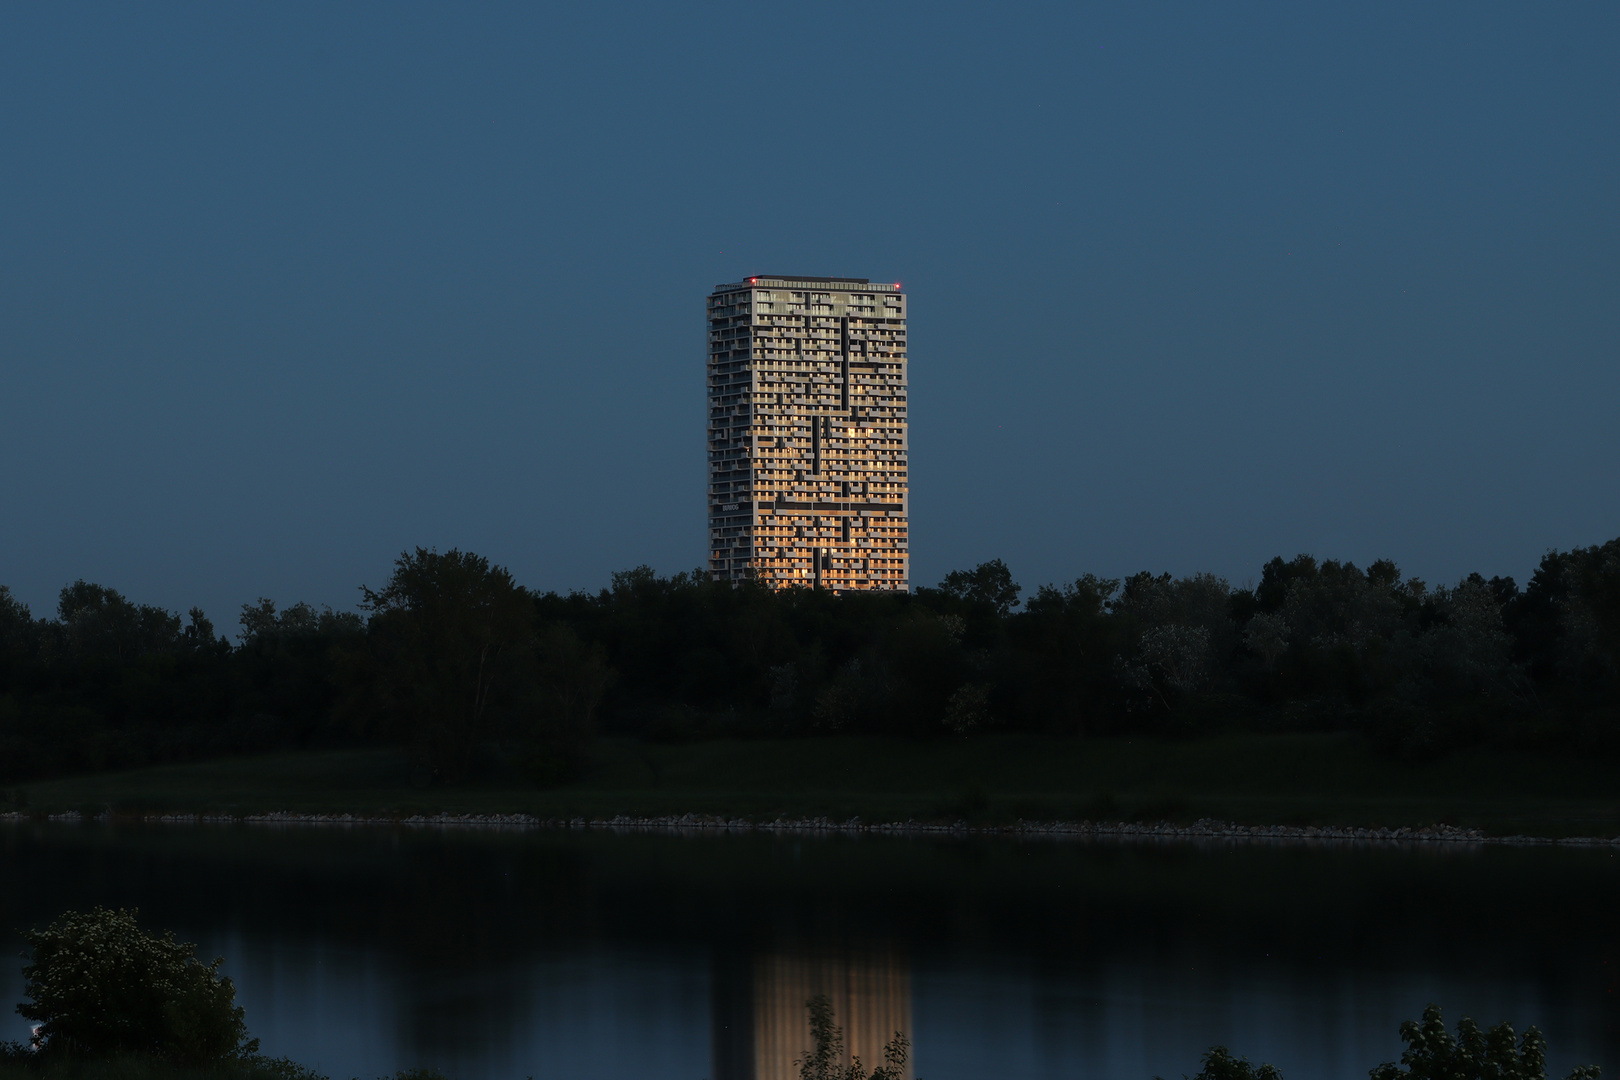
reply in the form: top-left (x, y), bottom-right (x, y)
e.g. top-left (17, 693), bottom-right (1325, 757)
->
top-left (713, 275), bottom-right (900, 293)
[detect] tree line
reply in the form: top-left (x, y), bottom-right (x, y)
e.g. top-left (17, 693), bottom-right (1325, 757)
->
top-left (1, 535), bottom-right (1617, 784)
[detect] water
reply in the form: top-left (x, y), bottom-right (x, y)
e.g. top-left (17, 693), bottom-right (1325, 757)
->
top-left (2, 822), bottom-right (1616, 1080)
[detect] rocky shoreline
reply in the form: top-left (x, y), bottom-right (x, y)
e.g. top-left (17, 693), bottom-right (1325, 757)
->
top-left (4, 808), bottom-right (1618, 847)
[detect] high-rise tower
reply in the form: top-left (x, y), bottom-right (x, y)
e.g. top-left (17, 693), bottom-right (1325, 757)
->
top-left (707, 275), bottom-right (908, 591)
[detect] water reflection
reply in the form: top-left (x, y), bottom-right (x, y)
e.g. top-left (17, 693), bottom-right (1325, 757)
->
top-left (1, 824), bottom-right (1616, 1080)
top-left (714, 948), bottom-right (911, 1080)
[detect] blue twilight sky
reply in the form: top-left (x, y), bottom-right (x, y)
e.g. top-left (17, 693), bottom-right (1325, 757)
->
top-left (2, 2), bottom-right (1618, 627)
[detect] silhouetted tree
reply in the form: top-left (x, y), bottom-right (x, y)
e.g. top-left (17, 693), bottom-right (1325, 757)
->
top-left (937, 559), bottom-right (1022, 616)
top-left (526, 622), bottom-right (610, 783)
top-left (54, 580), bottom-right (181, 660)
top-left (345, 548), bottom-right (534, 782)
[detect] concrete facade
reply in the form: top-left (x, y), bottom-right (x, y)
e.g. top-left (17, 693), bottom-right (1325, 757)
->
top-left (707, 275), bottom-right (909, 591)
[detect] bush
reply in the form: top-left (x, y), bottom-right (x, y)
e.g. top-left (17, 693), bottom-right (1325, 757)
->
top-left (1178, 1047), bottom-right (1282, 1080)
top-left (1165, 1004), bottom-right (1600, 1080)
top-left (1369, 1004), bottom-right (1600, 1080)
top-left (17, 908), bottom-right (258, 1065)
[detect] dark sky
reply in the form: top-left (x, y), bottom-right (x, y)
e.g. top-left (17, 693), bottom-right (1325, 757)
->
top-left (3, 3), bottom-right (1617, 628)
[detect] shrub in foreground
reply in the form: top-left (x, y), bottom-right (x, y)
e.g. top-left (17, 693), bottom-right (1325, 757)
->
top-left (1369, 1004), bottom-right (1599, 1080)
top-left (1177, 1047), bottom-right (1283, 1080)
top-left (1167, 1003), bottom-right (1600, 1080)
top-left (17, 908), bottom-right (257, 1065)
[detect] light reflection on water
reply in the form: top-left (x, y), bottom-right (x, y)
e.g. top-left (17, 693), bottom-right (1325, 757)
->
top-left (1, 824), bottom-right (1615, 1080)
top-left (714, 949), bottom-right (912, 1080)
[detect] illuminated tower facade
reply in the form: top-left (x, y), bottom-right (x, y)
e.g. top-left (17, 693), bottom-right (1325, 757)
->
top-left (707, 275), bottom-right (909, 591)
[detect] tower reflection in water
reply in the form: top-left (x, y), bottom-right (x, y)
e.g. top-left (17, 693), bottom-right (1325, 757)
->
top-left (712, 948), bottom-right (912, 1080)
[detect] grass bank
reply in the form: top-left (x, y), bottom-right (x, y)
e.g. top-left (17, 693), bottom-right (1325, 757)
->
top-left (8, 734), bottom-right (1619, 837)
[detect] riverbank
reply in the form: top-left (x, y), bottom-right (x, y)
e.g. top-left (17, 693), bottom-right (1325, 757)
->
top-left (8, 809), bottom-right (1618, 848)
top-left (6, 732), bottom-right (1618, 839)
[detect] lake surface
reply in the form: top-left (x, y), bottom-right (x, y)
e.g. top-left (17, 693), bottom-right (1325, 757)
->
top-left (2, 822), bottom-right (1616, 1080)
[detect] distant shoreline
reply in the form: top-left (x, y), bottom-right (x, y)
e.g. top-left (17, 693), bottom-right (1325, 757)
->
top-left (6, 809), bottom-right (1618, 848)
top-left (9, 737), bottom-right (1620, 842)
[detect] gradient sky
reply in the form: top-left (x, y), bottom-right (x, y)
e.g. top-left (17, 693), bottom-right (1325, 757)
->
top-left (3, 2), bottom-right (1617, 628)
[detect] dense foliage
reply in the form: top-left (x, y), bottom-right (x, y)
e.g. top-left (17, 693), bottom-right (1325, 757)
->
top-left (17, 908), bottom-right (256, 1064)
top-left (1369, 1004), bottom-right (1599, 1080)
top-left (1170, 1004), bottom-right (1599, 1080)
top-left (1174, 1047), bottom-right (1283, 1080)
top-left (2, 536), bottom-right (1618, 784)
